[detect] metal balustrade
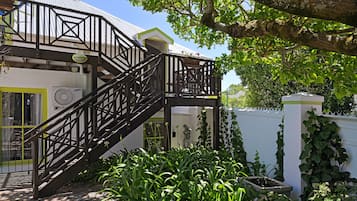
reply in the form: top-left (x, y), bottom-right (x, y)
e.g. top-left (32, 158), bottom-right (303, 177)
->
top-left (0, 0), bottom-right (145, 70)
top-left (25, 54), bottom-right (164, 198)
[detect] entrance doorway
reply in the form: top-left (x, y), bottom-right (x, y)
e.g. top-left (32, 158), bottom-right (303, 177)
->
top-left (0, 87), bottom-right (47, 173)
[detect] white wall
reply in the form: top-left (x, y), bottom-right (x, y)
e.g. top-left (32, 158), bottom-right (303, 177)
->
top-left (234, 108), bottom-right (283, 175)
top-left (171, 107), bottom-right (201, 147)
top-left (0, 67), bottom-right (89, 117)
top-left (324, 114), bottom-right (357, 178)
top-left (102, 125), bottom-right (144, 158)
top-left (231, 107), bottom-right (357, 183)
top-left (104, 107), bottom-right (203, 155)
top-left (0, 67), bottom-right (89, 172)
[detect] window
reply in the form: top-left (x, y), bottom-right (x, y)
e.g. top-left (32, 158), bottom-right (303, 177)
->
top-left (0, 87), bottom-right (47, 171)
top-left (143, 118), bottom-right (167, 151)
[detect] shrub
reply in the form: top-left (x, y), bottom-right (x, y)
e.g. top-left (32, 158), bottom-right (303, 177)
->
top-left (99, 148), bottom-right (248, 200)
top-left (308, 182), bottom-right (357, 201)
top-left (248, 151), bottom-right (266, 176)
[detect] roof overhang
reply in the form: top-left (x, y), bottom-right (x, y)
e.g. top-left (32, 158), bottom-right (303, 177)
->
top-left (135, 27), bottom-right (174, 46)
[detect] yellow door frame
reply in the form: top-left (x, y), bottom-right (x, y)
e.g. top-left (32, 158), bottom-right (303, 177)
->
top-left (0, 86), bottom-right (47, 166)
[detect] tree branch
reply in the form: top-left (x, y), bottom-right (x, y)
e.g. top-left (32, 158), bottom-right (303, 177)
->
top-left (321, 28), bottom-right (356, 35)
top-left (201, 0), bottom-right (228, 32)
top-left (202, 17), bottom-right (357, 56)
top-left (255, 0), bottom-right (357, 27)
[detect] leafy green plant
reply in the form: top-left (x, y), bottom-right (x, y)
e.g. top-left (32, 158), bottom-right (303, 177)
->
top-left (197, 108), bottom-right (212, 148)
top-left (99, 148), bottom-right (250, 200)
top-left (248, 151), bottom-right (266, 176)
top-left (274, 119), bottom-right (284, 181)
top-left (299, 110), bottom-right (350, 200)
top-left (230, 110), bottom-right (248, 170)
top-left (308, 182), bottom-right (357, 201)
top-left (219, 107), bottom-right (229, 149)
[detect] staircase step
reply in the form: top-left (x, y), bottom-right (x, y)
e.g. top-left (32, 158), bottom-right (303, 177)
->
top-left (100, 74), bottom-right (114, 80)
top-left (39, 182), bottom-right (48, 190)
top-left (65, 158), bottom-right (80, 166)
top-left (97, 66), bottom-right (105, 72)
top-left (50, 170), bottom-right (63, 179)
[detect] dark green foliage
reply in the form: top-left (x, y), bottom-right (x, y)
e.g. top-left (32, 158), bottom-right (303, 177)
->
top-left (274, 119), bottom-right (284, 181)
top-left (248, 151), bottom-right (266, 176)
top-left (130, 0), bottom-right (357, 99)
top-left (321, 81), bottom-right (355, 114)
top-left (233, 63), bottom-right (354, 112)
top-left (299, 110), bottom-right (350, 200)
top-left (99, 148), bottom-right (248, 201)
top-left (72, 158), bottom-right (112, 183)
top-left (230, 110), bottom-right (248, 170)
top-left (219, 107), bottom-right (229, 149)
top-left (197, 108), bottom-right (212, 148)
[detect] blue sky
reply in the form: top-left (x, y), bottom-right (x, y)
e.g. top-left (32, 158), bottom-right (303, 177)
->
top-left (82, 0), bottom-right (240, 90)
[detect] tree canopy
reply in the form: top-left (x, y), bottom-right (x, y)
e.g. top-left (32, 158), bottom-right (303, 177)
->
top-left (234, 64), bottom-right (354, 113)
top-left (221, 84), bottom-right (247, 108)
top-left (129, 0), bottom-right (357, 97)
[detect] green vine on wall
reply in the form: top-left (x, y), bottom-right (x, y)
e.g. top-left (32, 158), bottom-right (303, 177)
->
top-left (219, 107), bottom-right (229, 150)
top-left (299, 110), bottom-right (350, 200)
top-left (197, 108), bottom-right (212, 148)
top-left (230, 110), bottom-right (248, 170)
top-left (274, 118), bottom-right (284, 181)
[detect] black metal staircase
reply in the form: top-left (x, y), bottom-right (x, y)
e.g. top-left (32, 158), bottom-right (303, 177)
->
top-left (1, 0), bottom-right (221, 198)
top-left (25, 54), bottom-right (165, 197)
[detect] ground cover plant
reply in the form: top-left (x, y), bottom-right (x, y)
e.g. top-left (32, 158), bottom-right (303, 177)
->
top-left (99, 148), bottom-right (248, 200)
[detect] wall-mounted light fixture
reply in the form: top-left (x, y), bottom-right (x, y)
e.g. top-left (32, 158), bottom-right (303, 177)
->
top-left (72, 52), bottom-right (88, 64)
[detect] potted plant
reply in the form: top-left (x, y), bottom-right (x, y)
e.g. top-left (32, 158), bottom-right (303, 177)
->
top-left (242, 176), bottom-right (292, 196)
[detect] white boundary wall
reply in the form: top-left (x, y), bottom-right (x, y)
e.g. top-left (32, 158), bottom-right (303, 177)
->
top-left (233, 108), bottom-right (283, 175)
top-left (323, 114), bottom-right (357, 178)
top-left (232, 109), bottom-right (357, 178)
top-left (231, 94), bottom-right (357, 199)
top-left (229, 108), bottom-right (357, 178)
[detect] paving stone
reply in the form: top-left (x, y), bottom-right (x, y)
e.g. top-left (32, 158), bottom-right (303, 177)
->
top-left (0, 172), bottom-right (108, 201)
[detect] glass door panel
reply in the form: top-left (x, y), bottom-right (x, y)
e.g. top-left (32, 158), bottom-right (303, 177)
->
top-left (1, 128), bottom-right (22, 162)
top-left (2, 92), bottom-right (22, 126)
top-left (24, 93), bottom-right (42, 126)
top-left (23, 128), bottom-right (32, 160)
top-left (0, 88), bottom-right (46, 172)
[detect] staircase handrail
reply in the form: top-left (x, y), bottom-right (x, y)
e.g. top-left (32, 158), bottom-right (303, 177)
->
top-left (25, 53), bottom-right (162, 143)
